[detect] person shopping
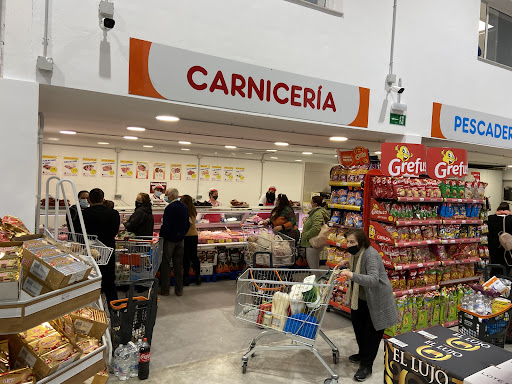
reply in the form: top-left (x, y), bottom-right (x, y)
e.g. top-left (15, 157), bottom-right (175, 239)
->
top-left (338, 229), bottom-right (398, 382)
top-left (66, 190), bottom-right (89, 233)
top-left (300, 196), bottom-right (330, 273)
top-left (123, 193), bottom-right (154, 237)
top-left (261, 194), bottom-right (299, 242)
top-left (180, 195), bottom-right (201, 286)
top-left (488, 202), bottom-right (512, 276)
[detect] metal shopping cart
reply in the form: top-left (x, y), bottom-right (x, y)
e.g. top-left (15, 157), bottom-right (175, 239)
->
top-left (235, 267), bottom-right (344, 384)
top-left (109, 278), bottom-right (159, 350)
top-left (114, 236), bottom-right (163, 284)
top-left (243, 225), bottom-right (296, 267)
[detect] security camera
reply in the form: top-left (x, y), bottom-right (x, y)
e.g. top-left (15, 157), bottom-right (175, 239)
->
top-left (389, 85), bottom-right (405, 94)
top-left (100, 17), bottom-right (115, 30)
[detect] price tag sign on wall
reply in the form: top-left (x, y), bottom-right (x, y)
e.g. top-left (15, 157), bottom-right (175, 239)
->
top-left (336, 146), bottom-right (369, 166)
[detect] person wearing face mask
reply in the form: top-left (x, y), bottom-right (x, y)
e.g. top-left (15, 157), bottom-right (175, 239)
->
top-left (338, 229), bottom-right (398, 382)
top-left (123, 193), bottom-right (154, 237)
top-left (66, 190), bottom-right (89, 233)
top-left (300, 196), bottom-right (330, 275)
top-left (198, 189), bottom-right (225, 223)
top-left (151, 185), bottom-right (167, 208)
top-left (258, 186), bottom-right (276, 220)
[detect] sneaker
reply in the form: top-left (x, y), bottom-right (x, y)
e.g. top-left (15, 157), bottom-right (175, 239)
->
top-left (354, 366), bottom-right (372, 382)
top-left (349, 354), bottom-right (360, 363)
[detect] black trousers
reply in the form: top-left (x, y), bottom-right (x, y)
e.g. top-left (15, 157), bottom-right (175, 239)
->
top-left (351, 299), bottom-right (384, 368)
top-left (183, 236), bottom-right (201, 279)
top-left (99, 256), bottom-right (118, 307)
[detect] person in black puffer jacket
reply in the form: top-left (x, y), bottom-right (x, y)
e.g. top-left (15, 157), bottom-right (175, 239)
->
top-left (123, 193), bottom-right (154, 237)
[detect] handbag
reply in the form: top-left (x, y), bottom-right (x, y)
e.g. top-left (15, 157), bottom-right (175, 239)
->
top-left (498, 216), bottom-right (512, 266)
top-left (309, 221), bottom-right (329, 249)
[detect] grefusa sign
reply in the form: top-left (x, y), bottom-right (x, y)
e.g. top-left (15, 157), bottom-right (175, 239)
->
top-left (380, 143), bottom-right (427, 177)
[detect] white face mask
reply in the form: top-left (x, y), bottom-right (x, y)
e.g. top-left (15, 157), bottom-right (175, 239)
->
top-left (154, 191), bottom-right (162, 197)
top-left (79, 199), bottom-right (89, 208)
top-left (164, 196), bottom-right (170, 203)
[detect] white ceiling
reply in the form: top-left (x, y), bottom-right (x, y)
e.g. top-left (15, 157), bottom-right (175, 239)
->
top-left (39, 85), bottom-right (512, 167)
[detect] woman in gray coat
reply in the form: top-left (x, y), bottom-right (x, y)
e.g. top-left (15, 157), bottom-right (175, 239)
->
top-left (339, 229), bottom-right (398, 382)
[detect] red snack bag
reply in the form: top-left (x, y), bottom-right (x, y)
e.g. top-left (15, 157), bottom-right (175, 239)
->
top-left (410, 226), bottom-right (422, 241)
top-left (408, 269), bottom-right (418, 289)
top-left (393, 178), bottom-right (406, 198)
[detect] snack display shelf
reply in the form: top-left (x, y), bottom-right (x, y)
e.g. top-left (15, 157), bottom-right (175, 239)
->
top-left (442, 219), bottom-right (483, 225)
top-left (393, 261), bottom-right (441, 271)
top-left (442, 258), bottom-right (481, 266)
top-left (439, 275), bottom-right (481, 286)
top-left (393, 285), bottom-right (440, 297)
top-left (327, 222), bottom-right (355, 229)
top-left (327, 203), bottom-right (361, 211)
top-left (444, 198), bottom-right (485, 204)
top-left (394, 219), bottom-right (443, 226)
top-left (328, 181), bottom-right (362, 188)
top-left (326, 240), bottom-right (347, 249)
top-left (198, 241), bottom-right (247, 248)
top-left (0, 257), bottom-right (101, 335)
top-left (441, 237), bottom-right (481, 244)
top-left (394, 239), bottom-right (443, 247)
top-left (396, 197), bottom-right (444, 203)
top-left (329, 301), bottom-right (351, 314)
top-left (37, 336), bottom-right (107, 384)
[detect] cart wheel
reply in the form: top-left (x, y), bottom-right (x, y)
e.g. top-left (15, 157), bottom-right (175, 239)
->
top-left (242, 361), bottom-right (248, 374)
top-left (332, 350), bottom-right (339, 364)
top-left (326, 306), bottom-right (331, 312)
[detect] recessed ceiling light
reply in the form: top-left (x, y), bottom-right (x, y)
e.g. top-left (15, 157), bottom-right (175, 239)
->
top-left (274, 142), bottom-right (289, 146)
top-left (266, 149), bottom-right (277, 152)
top-left (178, 141), bottom-right (191, 145)
top-left (143, 145), bottom-right (153, 148)
top-left (98, 142), bottom-right (109, 145)
top-left (508, 165), bottom-right (512, 168)
top-left (127, 127), bottom-right (146, 132)
top-left (123, 136), bottom-right (138, 140)
top-left (225, 145), bottom-right (237, 149)
top-left (156, 115), bottom-right (180, 122)
top-left (48, 138), bottom-right (59, 141)
top-left (302, 152), bottom-right (313, 155)
top-left (270, 157), bottom-right (278, 159)
top-left (60, 130), bottom-right (76, 135)
top-left (334, 155), bottom-right (338, 157)
top-left (181, 148), bottom-right (190, 151)
top-left (245, 152), bottom-right (253, 155)
top-left (374, 151), bottom-right (382, 155)
top-left (329, 136), bottom-right (348, 142)
top-left (295, 159), bottom-right (302, 162)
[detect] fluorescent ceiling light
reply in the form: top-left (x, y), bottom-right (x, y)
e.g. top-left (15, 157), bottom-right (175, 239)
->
top-left (226, 217), bottom-right (237, 222)
top-left (374, 151), bottom-right (382, 155)
top-left (225, 145), bottom-right (237, 149)
top-left (270, 157), bottom-right (278, 159)
top-left (123, 136), bottom-right (138, 140)
top-left (266, 149), bottom-right (277, 152)
top-left (181, 148), bottom-right (190, 151)
top-left (329, 136), bottom-right (348, 142)
top-left (127, 126), bottom-right (146, 132)
top-left (178, 141), bottom-right (191, 145)
top-left (302, 152), bottom-right (313, 155)
top-left (60, 130), bottom-right (76, 135)
top-left (156, 115), bottom-right (180, 122)
top-left (295, 159), bottom-right (302, 162)
top-left (143, 145), bottom-right (153, 148)
top-left (274, 142), bottom-right (289, 146)
top-left (508, 165), bottom-right (512, 168)
top-left (48, 138), bottom-right (59, 141)
top-left (98, 142), bottom-right (109, 145)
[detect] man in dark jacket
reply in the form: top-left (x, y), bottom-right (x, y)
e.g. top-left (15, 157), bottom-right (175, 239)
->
top-left (123, 193), bottom-right (154, 236)
top-left (66, 190), bottom-right (89, 233)
top-left (159, 188), bottom-right (190, 296)
top-left (82, 188), bottom-right (120, 305)
top-left (488, 202), bottom-right (512, 276)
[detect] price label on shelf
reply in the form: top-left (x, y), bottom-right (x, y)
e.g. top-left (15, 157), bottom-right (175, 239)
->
top-left (226, 239), bottom-right (232, 243)
top-left (417, 263), bottom-right (423, 268)
top-left (207, 240), bottom-right (214, 244)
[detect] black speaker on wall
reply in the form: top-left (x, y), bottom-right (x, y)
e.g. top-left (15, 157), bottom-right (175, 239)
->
top-left (504, 187), bottom-right (512, 201)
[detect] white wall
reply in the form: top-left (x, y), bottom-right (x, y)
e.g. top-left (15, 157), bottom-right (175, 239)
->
top-left (0, 78), bottom-right (39, 230)
top-left (41, 144), bottom-right (304, 208)
top-left (302, 162), bottom-right (335, 202)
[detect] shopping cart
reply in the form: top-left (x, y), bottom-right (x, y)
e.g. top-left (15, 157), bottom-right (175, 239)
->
top-left (45, 227), bottom-right (113, 265)
top-left (243, 225), bottom-right (296, 267)
top-left (235, 267), bottom-right (344, 384)
top-left (109, 278), bottom-right (159, 350)
top-left (458, 264), bottom-right (512, 347)
top-left (114, 236), bottom-right (163, 284)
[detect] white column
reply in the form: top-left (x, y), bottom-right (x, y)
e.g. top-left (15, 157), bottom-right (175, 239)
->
top-left (0, 78), bottom-right (39, 230)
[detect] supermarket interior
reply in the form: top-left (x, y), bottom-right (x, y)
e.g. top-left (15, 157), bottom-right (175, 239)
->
top-left (3, 0), bottom-right (512, 383)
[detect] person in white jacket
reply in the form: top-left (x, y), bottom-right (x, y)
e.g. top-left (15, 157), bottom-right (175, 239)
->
top-left (258, 186), bottom-right (277, 206)
top-left (151, 185), bottom-right (168, 208)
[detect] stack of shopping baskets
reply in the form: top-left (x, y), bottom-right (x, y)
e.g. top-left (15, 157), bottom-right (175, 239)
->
top-left (114, 236), bottom-right (163, 284)
top-left (235, 267), bottom-right (344, 384)
top-left (243, 225), bottom-right (296, 267)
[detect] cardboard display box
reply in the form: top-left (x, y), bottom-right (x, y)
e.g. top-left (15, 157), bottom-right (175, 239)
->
top-left (21, 273), bottom-right (53, 297)
top-left (384, 326), bottom-right (512, 384)
top-left (69, 307), bottom-right (108, 340)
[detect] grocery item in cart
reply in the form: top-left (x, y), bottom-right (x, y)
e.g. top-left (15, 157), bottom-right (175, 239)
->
top-left (271, 292), bottom-right (290, 331)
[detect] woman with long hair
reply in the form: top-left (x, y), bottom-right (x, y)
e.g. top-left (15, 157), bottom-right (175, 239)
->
top-left (180, 195), bottom-right (201, 285)
top-left (300, 196), bottom-right (330, 273)
top-left (123, 192), bottom-right (154, 236)
top-left (263, 194), bottom-right (299, 242)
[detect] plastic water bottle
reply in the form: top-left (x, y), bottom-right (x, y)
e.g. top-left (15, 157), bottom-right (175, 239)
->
top-left (127, 341), bottom-right (139, 378)
top-left (114, 344), bottom-right (124, 378)
top-left (474, 292), bottom-right (485, 315)
top-left (118, 345), bottom-right (131, 381)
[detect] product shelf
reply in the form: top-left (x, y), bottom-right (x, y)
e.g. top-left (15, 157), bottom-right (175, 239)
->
top-left (328, 181), bottom-right (362, 188)
top-left (396, 197), bottom-right (444, 203)
top-left (393, 261), bottom-right (441, 271)
top-left (439, 276), bottom-right (481, 286)
top-left (196, 222), bottom-right (243, 229)
top-left (327, 222), bottom-right (355, 229)
top-left (329, 301), bottom-right (351, 314)
top-left (442, 258), bottom-right (481, 266)
top-left (197, 241), bottom-right (247, 248)
top-left (442, 219), bottom-right (483, 225)
top-left (0, 256), bottom-right (102, 335)
top-left (326, 240), bottom-right (347, 249)
top-left (441, 237), bottom-right (481, 245)
top-left (395, 219), bottom-right (443, 226)
top-left (394, 239), bottom-right (443, 247)
top-left (444, 198), bottom-right (485, 204)
top-left (327, 203), bottom-right (362, 211)
top-left (393, 285), bottom-right (440, 297)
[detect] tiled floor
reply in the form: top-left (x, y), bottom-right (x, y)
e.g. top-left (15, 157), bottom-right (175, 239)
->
top-left (107, 278), bottom-right (512, 383)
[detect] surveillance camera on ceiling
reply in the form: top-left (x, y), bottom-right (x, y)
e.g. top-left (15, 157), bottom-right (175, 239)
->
top-left (100, 17), bottom-right (115, 30)
top-left (389, 85), bottom-right (405, 94)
